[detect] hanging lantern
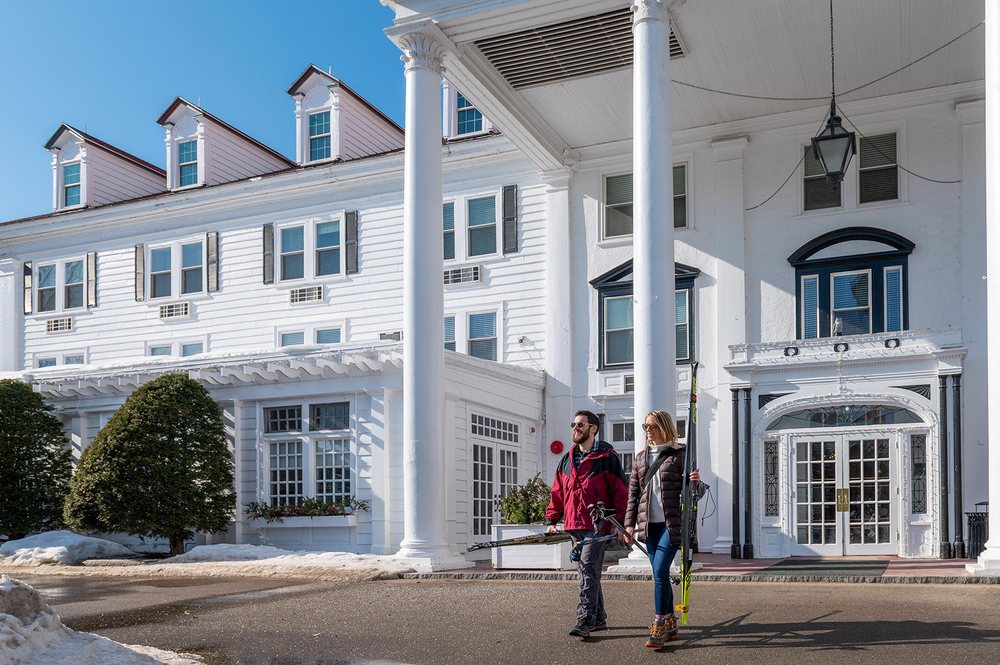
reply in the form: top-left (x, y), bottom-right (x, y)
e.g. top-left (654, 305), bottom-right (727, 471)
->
top-left (812, 102), bottom-right (856, 193)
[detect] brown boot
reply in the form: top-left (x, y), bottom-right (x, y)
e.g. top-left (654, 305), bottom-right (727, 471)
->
top-left (645, 620), bottom-right (666, 648)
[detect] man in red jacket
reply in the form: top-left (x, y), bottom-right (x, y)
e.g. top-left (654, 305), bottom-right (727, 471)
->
top-left (545, 409), bottom-right (628, 638)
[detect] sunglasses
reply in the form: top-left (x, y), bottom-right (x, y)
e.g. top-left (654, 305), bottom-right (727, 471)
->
top-left (641, 423), bottom-right (659, 432)
top-left (570, 422), bottom-right (594, 430)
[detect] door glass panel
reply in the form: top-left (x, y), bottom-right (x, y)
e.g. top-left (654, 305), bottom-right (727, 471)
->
top-left (795, 440), bottom-right (838, 545)
top-left (472, 444), bottom-right (494, 537)
top-left (847, 438), bottom-right (892, 544)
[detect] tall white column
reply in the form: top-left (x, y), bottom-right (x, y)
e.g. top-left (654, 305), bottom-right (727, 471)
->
top-left (542, 170), bottom-right (574, 482)
top-left (610, 0), bottom-right (676, 573)
top-left (632, 0), bottom-right (675, 428)
top-left (395, 30), bottom-right (470, 571)
top-left (0, 258), bottom-right (24, 373)
top-left (969, 0), bottom-right (1000, 575)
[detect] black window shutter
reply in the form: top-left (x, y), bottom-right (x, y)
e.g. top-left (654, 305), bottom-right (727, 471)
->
top-left (207, 232), bottom-right (219, 292)
top-left (22, 262), bottom-right (32, 315)
top-left (502, 184), bottom-right (518, 254)
top-left (134, 244), bottom-right (145, 302)
top-left (345, 211), bottom-right (359, 274)
top-left (262, 224), bottom-right (274, 284)
top-left (86, 252), bottom-right (97, 308)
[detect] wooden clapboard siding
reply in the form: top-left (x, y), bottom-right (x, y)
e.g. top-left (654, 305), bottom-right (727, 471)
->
top-left (203, 116), bottom-right (291, 185)
top-left (338, 92), bottom-right (404, 161)
top-left (85, 145), bottom-right (165, 205)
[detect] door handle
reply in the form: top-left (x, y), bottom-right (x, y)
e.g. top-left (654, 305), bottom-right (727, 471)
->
top-left (836, 488), bottom-right (849, 512)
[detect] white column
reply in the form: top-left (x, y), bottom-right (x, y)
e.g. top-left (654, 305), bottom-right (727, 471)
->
top-left (395, 30), bottom-right (470, 571)
top-left (0, 258), bottom-right (23, 373)
top-left (542, 170), bottom-right (574, 482)
top-left (632, 0), bottom-right (676, 435)
top-left (292, 95), bottom-right (304, 164)
top-left (610, 0), bottom-right (675, 573)
top-left (969, 0), bottom-right (1000, 575)
top-left (710, 135), bottom-right (749, 554)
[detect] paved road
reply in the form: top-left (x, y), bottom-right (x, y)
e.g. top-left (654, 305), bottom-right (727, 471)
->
top-left (13, 574), bottom-right (1000, 665)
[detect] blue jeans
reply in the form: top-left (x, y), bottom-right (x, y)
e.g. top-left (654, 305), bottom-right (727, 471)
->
top-left (645, 521), bottom-right (678, 616)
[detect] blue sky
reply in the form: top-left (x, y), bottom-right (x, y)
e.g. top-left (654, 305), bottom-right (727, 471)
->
top-left (0, 1), bottom-right (404, 221)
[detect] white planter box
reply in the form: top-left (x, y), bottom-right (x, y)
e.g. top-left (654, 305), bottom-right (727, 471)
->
top-left (250, 515), bottom-right (357, 528)
top-left (491, 524), bottom-right (574, 570)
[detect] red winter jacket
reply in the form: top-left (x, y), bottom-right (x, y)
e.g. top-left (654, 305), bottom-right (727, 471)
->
top-left (544, 441), bottom-right (628, 532)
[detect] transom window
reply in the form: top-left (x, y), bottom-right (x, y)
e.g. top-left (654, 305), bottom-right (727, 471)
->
top-left (309, 111), bottom-right (332, 161)
top-left (791, 228), bottom-right (912, 339)
top-left (36, 259), bottom-right (85, 313)
top-left (178, 140), bottom-right (198, 187)
top-left (456, 92), bottom-right (484, 135)
top-left (603, 164), bottom-right (688, 239)
top-left (35, 350), bottom-right (86, 368)
top-left (63, 163), bottom-right (81, 207)
top-left (147, 340), bottom-right (206, 357)
top-left (149, 240), bottom-right (205, 299)
top-left (263, 400), bottom-right (354, 507)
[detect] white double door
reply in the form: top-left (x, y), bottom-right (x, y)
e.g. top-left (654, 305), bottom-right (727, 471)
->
top-left (791, 432), bottom-right (898, 555)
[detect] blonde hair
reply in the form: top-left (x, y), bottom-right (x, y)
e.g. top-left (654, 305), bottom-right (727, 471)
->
top-left (646, 409), bottom-right (678, 444)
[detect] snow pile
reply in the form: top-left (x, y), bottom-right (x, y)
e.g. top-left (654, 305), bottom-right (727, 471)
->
top-left (0, 574), bottom-right (203, 664)
top-left (165, 544), bottom-right (416, 578)
top-left (168, 544), bottom-right (294, 562)
top-left (0, 531), bottom-right (135, 566)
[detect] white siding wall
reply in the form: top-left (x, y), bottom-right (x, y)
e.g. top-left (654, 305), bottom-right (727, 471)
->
top-left (338, 92), bottom-right (405, 161)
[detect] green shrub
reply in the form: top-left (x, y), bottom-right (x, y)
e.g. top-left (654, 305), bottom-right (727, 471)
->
top-left (64, 373), bottom-right (234, 555)
top-left (0, 380), bottom-right (72, 539)
top-left (497, 474), bottom-right (551, 524)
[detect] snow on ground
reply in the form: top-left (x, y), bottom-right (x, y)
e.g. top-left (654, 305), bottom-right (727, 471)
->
top-left (0, 575), bottom-right (203, 664)
top-left (0, 532), bottom-right (135, 566)
top-left (0, 535), bottom-right (415, 582)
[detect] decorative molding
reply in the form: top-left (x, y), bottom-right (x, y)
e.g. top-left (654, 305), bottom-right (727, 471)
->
top-left (397, 30), bottom-right (446, 74)
top-left (954, 97), bottom-right (985, 125)
top-left (630, 0), bottom-right (669, 24)
top-left (710, 135), bottom-right (749, 162)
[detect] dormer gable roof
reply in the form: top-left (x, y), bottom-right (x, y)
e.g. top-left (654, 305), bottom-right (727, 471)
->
top-left (286, 64), bottom-right (404, 135)
top-left (156, 97), bottom-right (295, 167)
top-left (44, 123), bottom-right (166, 177)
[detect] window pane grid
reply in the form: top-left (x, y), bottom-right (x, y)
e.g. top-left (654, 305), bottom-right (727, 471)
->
top-left (498, 449), bottom-right (518, 499)
top-left (178, 141), bottom-right (198, 186)
top-left (910, 434), bottom-right (927, 514)
top-left (150, 248), bottom-right (172, 299)
top-left (832, 271), bottom-right (871, 335)
top-left (315, 438), bottom-right (352, 502)
top-left (310, 402), bottom-right (350, 430)
top-left (795, 440), bottom-right (838, 545)
top-left (265, 406), bottom-right (302, 433)
top-left (472, 443), bottom-right (494, 536)
top-left (764, 441), bottom-right (779, 516)
top-left (471, 413), bottom-right (519, 443)
top-left (269, 441), bottom-right (304, 506)
top-left (847, 438), bottom-right (892, 545)
top-left (467, 197), bottom-right (496, 257)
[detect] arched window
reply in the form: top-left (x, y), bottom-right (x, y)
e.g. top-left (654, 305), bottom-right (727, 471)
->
top-left (788, 227), bottom-right (914, 339)
top-left (766, 404), bottom-right (922, 431)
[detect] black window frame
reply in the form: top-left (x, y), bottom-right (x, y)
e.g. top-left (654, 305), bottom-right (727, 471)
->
top-left (591, 260), bottom-right (700, 370)
top-left (789, 227), bottom-right (914, 340)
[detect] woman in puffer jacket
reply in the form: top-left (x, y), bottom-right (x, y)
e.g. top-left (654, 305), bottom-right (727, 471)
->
top-left (624, 409), bottom-right (705, 649)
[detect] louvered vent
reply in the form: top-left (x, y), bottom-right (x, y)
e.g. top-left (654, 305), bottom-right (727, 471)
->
top-left (46, 318), bottom-right (72, 334)
top-left (159, 302), bottom-right (190, 319)
top-left (290, 286), bottom-right (323, 304)
top-left (379, 331), bottom-right (403, 342)
top-left (475, 7), bottom-right (685, 90)
top-left (443, 266), bottom-right (481, 285)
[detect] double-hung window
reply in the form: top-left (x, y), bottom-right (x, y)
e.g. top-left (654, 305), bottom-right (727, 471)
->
top-left (467, 196), bottom-right (497, 257)
top-left (456, 93), bottom-right (483, 135)
top-left (443, 202), bottom-right (455, 260)
top-left (263, 401), bottom-right (353, 507)
top-left (859, 133), bottom-right (898, 204)
top-left (63, 163), bottom-right (81, 207)
top-left (468, 312), bottom-right (497, 361)
top-left (277, 219), bottom-right (344, 282)
top-left (791, 228), bottom-right (912, 339)
top-left (444, 315), bottom-right (456, 351)
top-left (36, 259), bottom-right (85, 313)
top-left (592, 261), bottom-right (699, 369)
top-left (149, 240), bottom-right (204, 299)
top-left (309, 111), bottom-right (331, 161)
top-left (178, 141), bottom-right (198, 187)
top-left (604, 165), bottom-right (688, 238)
top-left (803, 145), bottom-right (840, 211)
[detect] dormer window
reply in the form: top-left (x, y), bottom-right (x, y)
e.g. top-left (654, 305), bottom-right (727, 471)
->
top-left (177, 141), bottom-right (198, 187)
top-left (309, 111), bottom-right (332, 161)
top-left (63, 164), bottom-right (81, 207)
top-left (456, 93), bottom-right (483, 135)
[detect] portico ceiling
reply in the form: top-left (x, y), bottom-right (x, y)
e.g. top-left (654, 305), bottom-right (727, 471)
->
top-left (387, 0), bottom-right (984, 169)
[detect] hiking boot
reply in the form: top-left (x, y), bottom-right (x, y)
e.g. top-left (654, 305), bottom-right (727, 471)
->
top-left (645, 620), bottom-right (666, 648)
top-left (663, 615), bottom-right (679, 641)
top-left (569, 621), bottom-right (591, 638)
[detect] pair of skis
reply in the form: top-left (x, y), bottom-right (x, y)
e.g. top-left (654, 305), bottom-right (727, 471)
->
top-left (676, 361), bottom-right (700, 625)
top-left (467, 530), bottom-right (618, 563)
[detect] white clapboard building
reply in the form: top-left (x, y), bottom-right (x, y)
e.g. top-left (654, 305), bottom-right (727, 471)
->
top-left (2, 1), bottom-right (999, 573)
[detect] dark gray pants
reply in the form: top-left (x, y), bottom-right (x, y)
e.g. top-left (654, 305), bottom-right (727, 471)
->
top-left (571, 530), bottom-right (608, 625)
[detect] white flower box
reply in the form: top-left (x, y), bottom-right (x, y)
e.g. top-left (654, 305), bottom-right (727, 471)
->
top-left (491, 524), bottom-right (574, 570)
top-left (250, 515), bottom-right (357, 528)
